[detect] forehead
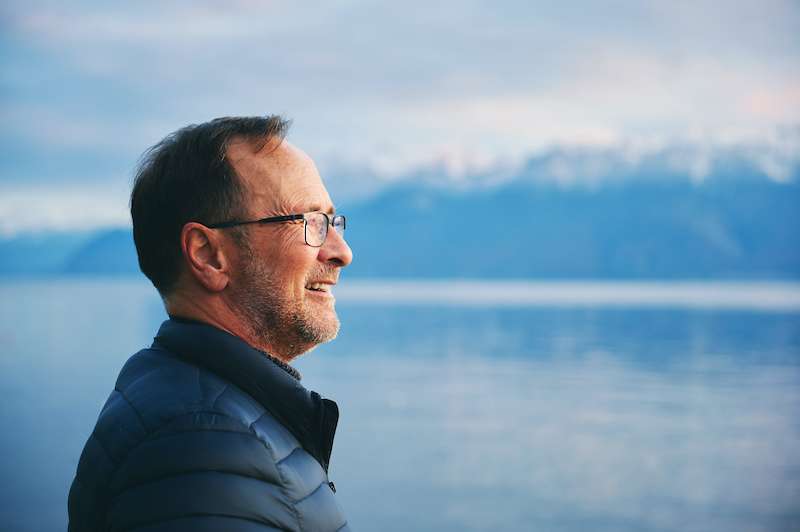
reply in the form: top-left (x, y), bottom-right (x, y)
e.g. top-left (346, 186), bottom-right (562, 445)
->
top-left (226, 138), bottom-right (333, 214)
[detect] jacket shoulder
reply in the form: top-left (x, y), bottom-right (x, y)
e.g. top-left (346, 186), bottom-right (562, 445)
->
top-left (70, 347), bottom-right (347, 532)
top-left (111, 346), bottom-right (312, 470)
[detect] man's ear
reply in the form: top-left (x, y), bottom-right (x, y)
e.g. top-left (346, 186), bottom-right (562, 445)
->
top-left (180, 222), bottom-right (232, 292)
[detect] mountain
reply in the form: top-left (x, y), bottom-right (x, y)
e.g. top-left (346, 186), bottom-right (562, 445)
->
top-left (2, 147), bottom-right (798, 279)
top-left (61, 228), bottom-right (139, 275)
top-left (341, 177), bottom-right (799, 279)
top-left (0, 231), bottom-right (96, 276)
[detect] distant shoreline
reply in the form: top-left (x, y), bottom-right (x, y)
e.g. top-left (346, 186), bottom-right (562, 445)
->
top-left (3, 277), bottom-right (799, 311)
top-left (338, 279), bottom-right (800, 311)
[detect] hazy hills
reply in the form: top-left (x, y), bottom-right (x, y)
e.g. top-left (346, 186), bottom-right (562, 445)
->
top-left (343, 178), bottom-right (799, 279)
top-left (2, 148), bottom-right (799, 279)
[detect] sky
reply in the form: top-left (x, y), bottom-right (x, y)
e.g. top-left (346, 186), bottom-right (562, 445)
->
top-left (1, 0), bottom-right (799, 233)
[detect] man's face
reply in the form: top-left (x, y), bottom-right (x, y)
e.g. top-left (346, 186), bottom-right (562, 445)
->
top-left (224, 139), bottom-right (353, 359)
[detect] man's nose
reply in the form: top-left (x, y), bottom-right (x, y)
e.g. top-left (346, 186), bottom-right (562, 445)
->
top-left (318, 227), bottom-right (353, 267)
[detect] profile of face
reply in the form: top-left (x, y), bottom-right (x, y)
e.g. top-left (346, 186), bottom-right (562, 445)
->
top-left (224, 139), bottom-right (353, 360)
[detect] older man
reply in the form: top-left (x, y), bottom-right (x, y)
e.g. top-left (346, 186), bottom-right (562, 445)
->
top-left (68, 116), bottom-right (353, 531)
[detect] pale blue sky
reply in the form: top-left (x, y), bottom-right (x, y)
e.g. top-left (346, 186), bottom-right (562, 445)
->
top-left (1, 0), bottom-right (798, 232)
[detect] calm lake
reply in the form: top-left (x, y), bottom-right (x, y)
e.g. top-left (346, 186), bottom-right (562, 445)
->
top-left (1, 278), bottom-right (799, 531)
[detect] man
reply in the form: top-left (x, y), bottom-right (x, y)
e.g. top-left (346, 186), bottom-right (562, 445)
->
top-left (68, 116), bottom-right (353, 531)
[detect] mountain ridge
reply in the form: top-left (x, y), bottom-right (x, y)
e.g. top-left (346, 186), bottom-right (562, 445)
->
top-left (2, 149), bottom-right (798, 279)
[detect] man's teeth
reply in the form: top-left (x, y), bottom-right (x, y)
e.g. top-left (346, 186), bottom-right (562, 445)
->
top-left (307, 283), bottom-right (330, 292)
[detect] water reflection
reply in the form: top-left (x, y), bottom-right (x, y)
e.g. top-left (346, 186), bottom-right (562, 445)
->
top-left (303, 305), bottom-right (800, 532)
top-left (1, 279), bottom-right (798, 531)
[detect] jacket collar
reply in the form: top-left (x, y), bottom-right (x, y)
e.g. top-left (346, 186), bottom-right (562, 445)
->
top-left (153, 317), bottom-right (339, 473)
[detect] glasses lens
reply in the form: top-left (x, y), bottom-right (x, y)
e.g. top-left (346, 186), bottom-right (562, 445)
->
top-left (332, 215), bottom-right (346, 237)
top-left (305, 213), bottom-right (328, 247)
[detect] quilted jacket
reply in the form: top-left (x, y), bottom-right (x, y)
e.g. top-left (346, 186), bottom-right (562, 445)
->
top-left (68, 317), bottom-right (350, 531)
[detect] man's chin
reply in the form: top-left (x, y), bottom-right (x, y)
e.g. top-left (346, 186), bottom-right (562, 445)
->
top-left (296, 308), bottom-right (340, 345)
top-left (315, 317), bottom-right (340, 343)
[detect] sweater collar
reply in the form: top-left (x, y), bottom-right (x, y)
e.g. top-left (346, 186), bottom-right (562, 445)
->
top-left (153, 317), bottom-right (339, 473)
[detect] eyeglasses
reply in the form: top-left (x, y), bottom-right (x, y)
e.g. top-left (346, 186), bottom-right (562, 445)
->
top-left (206, 212), bottom-right (346, 247)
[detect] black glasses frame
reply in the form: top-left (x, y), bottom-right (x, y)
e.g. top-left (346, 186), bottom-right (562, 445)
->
top-left (206, 212), bottom-right (346, 247)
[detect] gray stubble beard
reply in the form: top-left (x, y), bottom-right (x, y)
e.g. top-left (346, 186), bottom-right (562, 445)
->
top-left (231, 245), bottom-right (340, 361)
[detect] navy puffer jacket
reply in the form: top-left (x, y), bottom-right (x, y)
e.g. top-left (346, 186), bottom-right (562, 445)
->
top-left (68, 318), bottom-right (350, 531)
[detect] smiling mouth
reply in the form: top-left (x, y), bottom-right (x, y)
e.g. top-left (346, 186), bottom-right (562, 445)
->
top-left (306, 282), bottom-right (333, 293)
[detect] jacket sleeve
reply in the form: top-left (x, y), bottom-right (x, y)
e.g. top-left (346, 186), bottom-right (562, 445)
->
top-left (104, 412), bottom-right (300, 532)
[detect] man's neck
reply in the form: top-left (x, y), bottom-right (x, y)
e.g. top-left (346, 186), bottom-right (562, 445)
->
top-left (166, 291), bottom-right (240, 341)
top-left (165, 289), bottom-right (309, 363)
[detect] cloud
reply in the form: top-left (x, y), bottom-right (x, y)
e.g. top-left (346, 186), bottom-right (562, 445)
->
top-left (0, 183), bottom-right (130, 236)
top-left (2, 134), bottom-right (797, 236)
top-left (1, 0), bottom-right (798, 180)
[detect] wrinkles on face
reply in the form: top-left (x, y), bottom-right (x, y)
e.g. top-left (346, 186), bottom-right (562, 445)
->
top-left (224, 138), bottom-right (347, 360)
top-left (230, 232), bottom-right (341, 360)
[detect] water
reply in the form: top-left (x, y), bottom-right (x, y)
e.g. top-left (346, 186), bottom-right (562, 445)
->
top-left (1, 278), bottom-right (799, 531)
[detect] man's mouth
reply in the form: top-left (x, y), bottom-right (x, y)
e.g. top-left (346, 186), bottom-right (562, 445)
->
top-left (305, 282), bottom-right (334, 293)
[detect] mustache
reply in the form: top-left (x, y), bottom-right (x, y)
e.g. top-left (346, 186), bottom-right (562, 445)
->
top-left (306, 266), bottom-right (340, 283)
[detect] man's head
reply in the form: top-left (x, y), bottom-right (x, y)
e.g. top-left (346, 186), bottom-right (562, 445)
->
top-left (131, 116), bottom-right (353, 360)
